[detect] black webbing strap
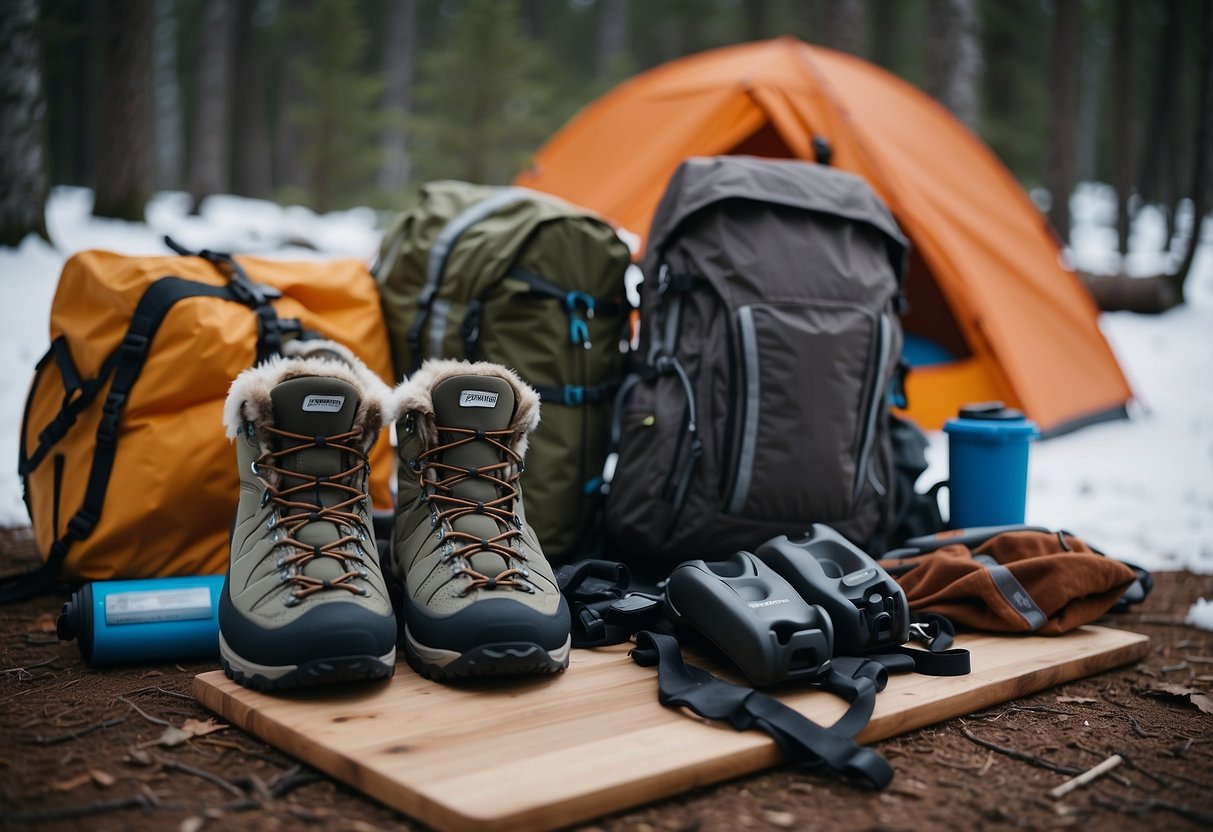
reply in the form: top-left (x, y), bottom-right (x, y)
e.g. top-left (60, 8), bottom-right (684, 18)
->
top-left (532, 381), bottom-right (619, 408)
top-left (505, 265), bottom-right (628, 318)
top-left (163, 236), bottom-right (284, 363)
top-left (19, 340), bottom-right (120, 493)
top-left (2, 277), bottom-right (259, 604)
top-left (630, 631), bottom-right (894, 789)
top-left (556, 559), bottom-right (664, 647)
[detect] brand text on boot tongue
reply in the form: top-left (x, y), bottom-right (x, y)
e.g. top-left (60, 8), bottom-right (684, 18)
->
top-left (459, 390), bottom-right (499, 408)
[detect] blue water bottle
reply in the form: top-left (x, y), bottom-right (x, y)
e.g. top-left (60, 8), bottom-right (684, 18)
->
top-left (944, 402), bottom-right (1040, 529)
top-left (57, 575), bottom-right (225, 667)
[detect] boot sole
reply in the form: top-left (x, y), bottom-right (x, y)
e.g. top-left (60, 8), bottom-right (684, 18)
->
top-left (404, 626), bottom-right (571, 681)
top-left (219, 632), bottom-right (396, 691)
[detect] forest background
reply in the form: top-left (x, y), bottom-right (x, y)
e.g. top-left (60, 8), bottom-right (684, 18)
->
top-left (2, 0), bottom-right (1211, 297)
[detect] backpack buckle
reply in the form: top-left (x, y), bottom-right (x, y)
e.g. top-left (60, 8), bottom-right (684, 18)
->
top-left (565, 292), bottom-right (594, 349)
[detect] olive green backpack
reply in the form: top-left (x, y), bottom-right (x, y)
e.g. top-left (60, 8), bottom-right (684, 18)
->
top-left (374, 181), bottom-right (632, 561)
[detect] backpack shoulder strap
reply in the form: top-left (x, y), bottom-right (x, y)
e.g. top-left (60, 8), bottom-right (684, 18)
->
top-left (406, 189), bottom-right (532, 373)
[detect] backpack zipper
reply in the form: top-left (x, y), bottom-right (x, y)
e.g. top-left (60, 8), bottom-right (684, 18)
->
top-left (659, 356), bottom-right (702, 511)
top-left (853, 312), bottom-right (892, 507)
top-left (723, 305), bottom-right (760, 514)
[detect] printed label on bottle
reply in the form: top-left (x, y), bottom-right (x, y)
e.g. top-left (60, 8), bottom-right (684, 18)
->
top-left (104, 587), bottom-right (214, 626)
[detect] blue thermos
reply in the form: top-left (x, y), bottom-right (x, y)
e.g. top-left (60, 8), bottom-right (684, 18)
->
top-left (944, 402), bottom-right (1040, 528)
top-left (57, 574), bottom-right (225, 667)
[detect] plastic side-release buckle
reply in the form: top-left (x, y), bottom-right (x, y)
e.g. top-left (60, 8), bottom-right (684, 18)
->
top-left (563, 385), bottom-right (585, 407)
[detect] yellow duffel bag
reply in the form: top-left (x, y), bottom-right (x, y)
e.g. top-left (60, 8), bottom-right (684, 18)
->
top-left (6, 243), bottom-right (395, 600)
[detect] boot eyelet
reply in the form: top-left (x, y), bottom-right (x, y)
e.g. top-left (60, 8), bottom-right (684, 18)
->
top-left (283, 594), bottom-right (301, 607)
top-left (251, 461), bottom-right (261, 476)
top-left (279, 567), bottom-right (291, 580)
top-left (408, 457), bottom-right (420, 472)
top-left (265, 516), bottom-right (277, 531)
top-left (403, 414), bottom-right (415, 434)
top-left (260, 489), bottom-right (270, 508)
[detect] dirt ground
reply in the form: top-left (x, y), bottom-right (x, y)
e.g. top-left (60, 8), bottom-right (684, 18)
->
top-left (1, 526), bottom-right (1211, 832)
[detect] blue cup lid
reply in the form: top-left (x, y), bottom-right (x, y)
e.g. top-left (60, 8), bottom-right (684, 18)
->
top-left (945, 401), bottom-right (1039, 440)
top-left (958, 401), bottom-right (1025, 421)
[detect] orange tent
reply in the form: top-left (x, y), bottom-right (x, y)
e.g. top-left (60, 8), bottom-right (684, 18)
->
top-left (516, 37), bottom-right (1132, 435)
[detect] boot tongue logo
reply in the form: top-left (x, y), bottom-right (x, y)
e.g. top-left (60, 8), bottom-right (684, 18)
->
top-left (459, 390), bottom-right (499, 408)
top-left (302, 394), bottom-right (346, 413)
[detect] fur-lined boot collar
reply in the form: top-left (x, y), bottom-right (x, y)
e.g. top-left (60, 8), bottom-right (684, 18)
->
top-left (391, 359), bottom-right (540, 457)
top-left (223, 343), bottom-right (392, 452)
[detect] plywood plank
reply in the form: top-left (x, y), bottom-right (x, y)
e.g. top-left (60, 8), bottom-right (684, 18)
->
top-left (195, 625), bottom-right (1148, 832)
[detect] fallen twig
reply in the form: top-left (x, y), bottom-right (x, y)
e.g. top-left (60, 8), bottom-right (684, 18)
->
top-left (159, 758), bottom-right (246, 800)
top-left (122, 684), bottom-right (195, 702)
top-left (270, 770), bottom-right (322, 798)
top-left (1127, 715), bottom-right (1160, 738)
top-left (118, 696), bottom-right (171, 727)
top-left (0, 656), bottom-right (59, 676)
top-left (21, 716), bottom-right (127, 746)
top-left (1092, 794), bottom-right (1213, 825)
top-left (196, 737), bottom-right (292, 768)
top-left (1115, 751), bottom-right (1171, 788)
top-left (959, 727), bottom-right (1082, 776)
top-left (1049, 753), bottom-right (1122, 799)
top-left (0, 794), bottom-right (151, 822)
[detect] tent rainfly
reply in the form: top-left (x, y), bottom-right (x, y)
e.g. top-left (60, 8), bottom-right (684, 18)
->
top-left (516, 37), bottom-right (1132, 435)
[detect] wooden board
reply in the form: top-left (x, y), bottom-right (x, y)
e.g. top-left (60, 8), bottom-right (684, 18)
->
top-left (195, 625), bottom-right (1148, 832)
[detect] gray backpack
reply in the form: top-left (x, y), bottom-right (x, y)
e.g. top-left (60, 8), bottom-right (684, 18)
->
top-left (603, 157), bottom-right (909, 561)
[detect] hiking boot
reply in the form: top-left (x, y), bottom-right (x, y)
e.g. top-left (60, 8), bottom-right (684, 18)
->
top-left (219, 347), bottom-right (397, 690)
top-left (388, 359), bottom-right (571, 680)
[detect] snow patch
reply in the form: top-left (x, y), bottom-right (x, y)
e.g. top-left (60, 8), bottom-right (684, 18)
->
top-left (2, 184), bottom-right (1212, 577)
top-left (1186, 598), bottom-right (1213, 632)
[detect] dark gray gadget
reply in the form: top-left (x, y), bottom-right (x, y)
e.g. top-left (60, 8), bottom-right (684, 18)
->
top-left (663, 550), bottom-right (834, 687)
top-left (756, 524), bottom-right (910, 655)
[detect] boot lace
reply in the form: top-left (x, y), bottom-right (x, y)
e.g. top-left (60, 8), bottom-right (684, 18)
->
top-left (255, 425), bottom-right (373, 605)
top-left (415, 424), bottom-right (530, 593)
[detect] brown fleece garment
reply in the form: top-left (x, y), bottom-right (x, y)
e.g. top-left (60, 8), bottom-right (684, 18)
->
top-left (885, 531), bottom-right (1137, 634)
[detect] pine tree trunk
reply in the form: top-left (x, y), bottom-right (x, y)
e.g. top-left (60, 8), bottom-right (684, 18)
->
top-left (870, 0), bottom-right (903, 73)
top-left (1075, 11), bottom-right (1108, 183)
top-left (1136, 0), bottom-right (1180, 248)
top-left (275, 0), bottom-right (311, 196)
top-left (744, 0), bottom-right (770, 42)
top-left (377, 0), bottom-right (416, 194)
top-left (925, 0), bottom-right (982, 130)
top-left (232, 1), bottom-right (274, 199)
top-left (597, 0), bottom-right (628, 80)
top-left (0, 0), bottom-right (49, 246)
top-left (1046, 0), bottom-right (1080, 244)
top-left (819, 0), bottom-right (866, 56)
top-left (186, 0), bottom-right (235, 211)
top-left (1112, 0), bottom-right (1135, 256)
top-left (1175, 0), bottom-right (1213, 297)
top-left (152, 0), bottom-right (183, 191)
top-left (94, 0), bottom-right (154, 221)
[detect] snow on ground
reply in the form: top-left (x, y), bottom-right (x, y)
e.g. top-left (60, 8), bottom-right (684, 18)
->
top-left (1, 185), bottom-right (1211, 578)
